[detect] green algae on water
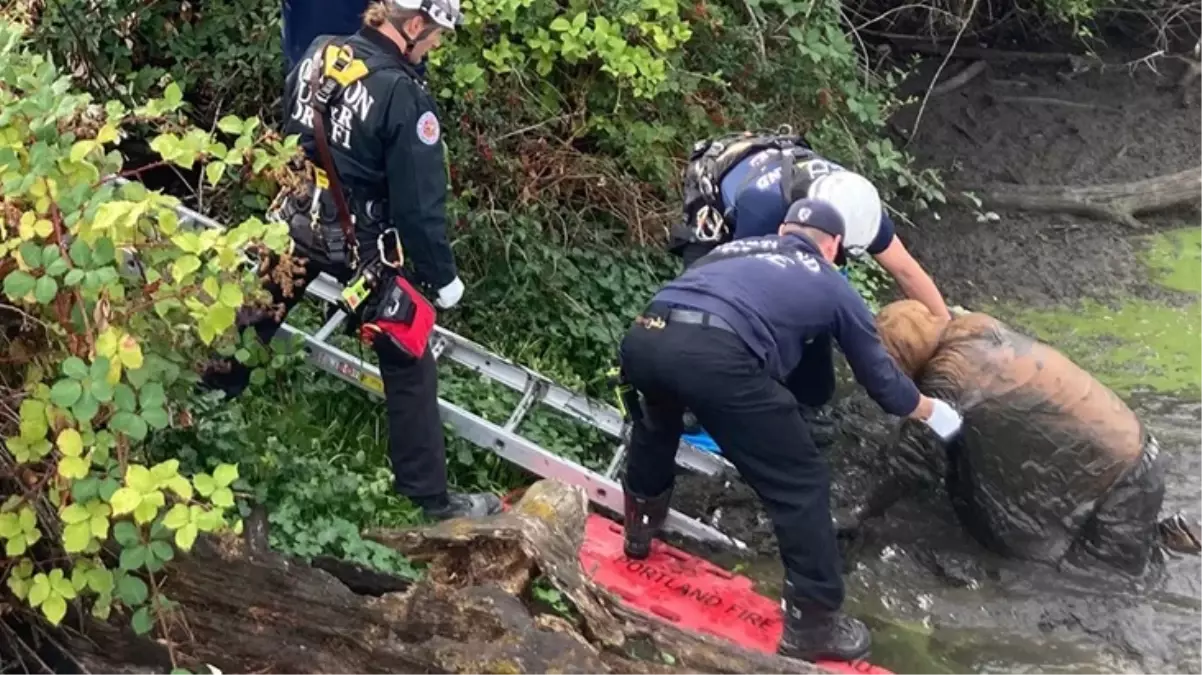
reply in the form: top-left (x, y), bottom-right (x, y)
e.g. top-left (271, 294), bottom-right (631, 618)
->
top-left (995, 226), bottom-right (1201, 396)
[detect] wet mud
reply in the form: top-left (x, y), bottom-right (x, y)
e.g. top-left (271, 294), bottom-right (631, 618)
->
top-left (669, 54), bottom-right (1202, 673)
top-left (895, 51), bottom-right (1201, 311)
top-left (673, 390), bottom-right (1201, 673)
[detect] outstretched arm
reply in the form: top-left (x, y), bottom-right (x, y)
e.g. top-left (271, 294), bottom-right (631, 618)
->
top-left (873, 235), bottom-right (952, 323)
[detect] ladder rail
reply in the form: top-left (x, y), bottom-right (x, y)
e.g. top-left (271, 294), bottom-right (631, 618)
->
top-left (305, 274), bottom-right (731, 476)
top-left (118, 179), bottom-right (744, 547)
top-left (149, 183), bottom-right (732, 478)
top-left (279, 322), bottom-right (746, 550)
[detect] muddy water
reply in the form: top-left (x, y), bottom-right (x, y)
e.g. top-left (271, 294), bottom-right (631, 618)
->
top-left (674, 390), bottom-right (1201, 674)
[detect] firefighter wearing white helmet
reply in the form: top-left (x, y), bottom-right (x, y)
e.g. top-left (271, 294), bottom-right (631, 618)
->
top-left (204, 0), bottom-right (502, 522)
top-left (668, 132), bottom-right (951, 446)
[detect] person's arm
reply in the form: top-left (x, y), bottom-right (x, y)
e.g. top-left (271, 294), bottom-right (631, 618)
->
top-left (868, 211), bottom-right (951, 323)
top-left (382, 79), bottom-right (461, 306)
top-left (829, 280), bottom-right (960, 437)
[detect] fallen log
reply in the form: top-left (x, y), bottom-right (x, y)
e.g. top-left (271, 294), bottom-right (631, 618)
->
top-left (952, 166), bottom-right (1202, 228)
top-left (60, 480), bottom-right (825, 674)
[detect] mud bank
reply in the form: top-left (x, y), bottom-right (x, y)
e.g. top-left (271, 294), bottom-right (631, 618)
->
top-left (669, 53), bottom-right (1201, 673)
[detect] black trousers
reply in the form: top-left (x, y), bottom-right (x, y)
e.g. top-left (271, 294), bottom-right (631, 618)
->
top-left (202, 255), bottom-right (448, 500)
top-left (619, 308), bottom-right (844, 610)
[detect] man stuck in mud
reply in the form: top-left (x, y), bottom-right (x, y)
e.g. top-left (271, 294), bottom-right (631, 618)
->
top-left (850, 300), bottom-right (1201, 574)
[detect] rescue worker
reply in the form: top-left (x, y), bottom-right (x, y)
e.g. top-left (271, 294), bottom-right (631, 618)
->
top-left (667, 132), bottom-right (953, 445)
top-left (848, 300), bottom-right (1202, 574)
top-left (203, 0), bottom-right (501, 522)
top-left (618, 198), bottom-right (965, 662)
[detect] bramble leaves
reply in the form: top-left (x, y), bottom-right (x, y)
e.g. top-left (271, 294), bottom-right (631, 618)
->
top-left (0, 16), bottom-right (296, 645)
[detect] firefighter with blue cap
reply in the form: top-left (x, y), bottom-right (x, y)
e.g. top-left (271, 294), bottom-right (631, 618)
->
top-left (669, 131), bottom-right (953, 449)
top-left (617, 197), bottom-right (964, 662)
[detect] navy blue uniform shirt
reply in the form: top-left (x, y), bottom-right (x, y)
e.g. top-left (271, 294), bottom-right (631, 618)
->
top-left (653, 232), bottom-right (920, 417)
top-left (719, 150), bottom-right (896, 255)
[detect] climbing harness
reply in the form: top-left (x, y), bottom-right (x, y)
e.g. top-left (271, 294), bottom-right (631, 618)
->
top-left (679, 125), bottom-right (815, 247)
top-left (303, 38), bottom-right (372, 270)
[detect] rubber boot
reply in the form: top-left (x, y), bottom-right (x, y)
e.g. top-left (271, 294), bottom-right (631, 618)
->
top-left (623, 482), bottom-right (673, 560)
top-left (777, 580), bottom-right (871, 663)
top-left (422, 492), bottom-right (503, 522)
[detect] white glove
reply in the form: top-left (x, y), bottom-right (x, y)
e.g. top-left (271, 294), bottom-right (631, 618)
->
top-left (434, 276), bottom-right (464, 309)
top-left (923, 398), bottom-right (963, 441)
top-left (949, 305), bottom-right (971, 317)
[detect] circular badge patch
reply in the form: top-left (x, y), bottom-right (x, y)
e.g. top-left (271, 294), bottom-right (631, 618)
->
top-left (416, 111), bottom-right (441, 146)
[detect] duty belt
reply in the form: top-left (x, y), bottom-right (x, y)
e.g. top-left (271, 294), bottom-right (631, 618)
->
top-left (639, 306), bottom-right (737, 335)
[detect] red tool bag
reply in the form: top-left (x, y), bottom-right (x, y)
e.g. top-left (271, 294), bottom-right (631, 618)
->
top-left (360, 271), bottom-right (437, 360)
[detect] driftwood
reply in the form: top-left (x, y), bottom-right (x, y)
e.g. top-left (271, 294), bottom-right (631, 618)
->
top-left (953, 166), bottom-right (1202, 228)
top-left (61, 480), bottom-right (826, 675)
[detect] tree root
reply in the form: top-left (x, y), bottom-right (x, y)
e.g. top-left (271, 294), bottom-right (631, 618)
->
top-left (953, 166), bottom-right (1202, 228)
top-left (930, 60), bottom-right (987, 97)
top-left (57, 480), bottom-right (827, 674)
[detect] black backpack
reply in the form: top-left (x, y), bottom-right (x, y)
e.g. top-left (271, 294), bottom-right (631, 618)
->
top-left (668, 129), bottom-right (815, 257)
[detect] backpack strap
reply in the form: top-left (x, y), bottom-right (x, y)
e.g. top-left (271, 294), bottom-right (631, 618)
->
top-left (307, 38), bottom-right (374, 268)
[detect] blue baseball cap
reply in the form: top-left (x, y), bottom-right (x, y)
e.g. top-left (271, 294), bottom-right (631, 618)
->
top-left (783, 198), bottom-right (845, 239)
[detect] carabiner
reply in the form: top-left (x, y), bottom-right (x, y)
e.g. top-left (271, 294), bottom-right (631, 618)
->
top-left (378, 228), bottom-right (404, 269)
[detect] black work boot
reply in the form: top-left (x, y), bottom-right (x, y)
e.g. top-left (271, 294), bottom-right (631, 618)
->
top-left (421, 492), bottom-right (503, 522)
top-left (778, 581), bottom-right (871, 662)
top-left (800, 404), bottom-right (838, 449)
top-left (623, 482), bottom-right (673, 560)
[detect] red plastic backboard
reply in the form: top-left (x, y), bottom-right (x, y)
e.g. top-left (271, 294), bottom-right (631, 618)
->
top-left (578, 514), bottom-right (892, 675)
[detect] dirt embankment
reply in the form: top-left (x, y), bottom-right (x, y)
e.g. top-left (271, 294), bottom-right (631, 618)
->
top-left (894, 50), bottom-right (1200, 310)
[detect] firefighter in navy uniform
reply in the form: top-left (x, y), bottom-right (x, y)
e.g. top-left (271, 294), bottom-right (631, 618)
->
top-left (203, 0), bottom-right (501, 522)
top-left (666, 131), bottom-right (954, 446)
top-left (619, 199), bottom-right (964, 662)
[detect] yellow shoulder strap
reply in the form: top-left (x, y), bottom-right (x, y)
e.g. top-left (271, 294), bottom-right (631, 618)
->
top-left (322, 44), bottom-right (370, 87)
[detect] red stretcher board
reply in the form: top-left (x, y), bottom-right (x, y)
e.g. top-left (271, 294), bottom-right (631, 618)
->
top-left (578, 514), bottom-right (893, 675)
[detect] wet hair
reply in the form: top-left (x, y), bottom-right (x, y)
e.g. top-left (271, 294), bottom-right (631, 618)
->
top-left (363, 1), bottom-right (424, 27)
top-left (876, 299), bottom-right (945, 378)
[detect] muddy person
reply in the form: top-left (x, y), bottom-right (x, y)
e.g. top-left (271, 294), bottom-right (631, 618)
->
top-left (202, 0), bottom-right (502, 521)
top-left (617, 198), bottom-right (965, 662)
top-left (665, 131), bottom-right (952, 446)
top-left (849, 300), bottom-right (1202, 574)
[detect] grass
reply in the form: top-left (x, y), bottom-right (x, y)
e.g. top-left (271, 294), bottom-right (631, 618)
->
top-left (994, 226), bottom-right (1201, 396)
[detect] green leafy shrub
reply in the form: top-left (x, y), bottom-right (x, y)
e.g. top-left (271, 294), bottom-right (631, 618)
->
top-left (0, 14), bottom-right (303, 647)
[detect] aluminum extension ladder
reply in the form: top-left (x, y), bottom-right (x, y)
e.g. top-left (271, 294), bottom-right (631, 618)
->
top-left (138, 182), bottom-right (746, 550)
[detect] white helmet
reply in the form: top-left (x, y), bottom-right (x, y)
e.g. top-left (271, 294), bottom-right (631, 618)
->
top-left (808, 171), bottom-right (882, 256)
top-left (393, 0), bottom-right (463, 31)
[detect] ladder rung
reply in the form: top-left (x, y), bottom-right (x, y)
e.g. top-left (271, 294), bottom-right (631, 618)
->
top-left (314, 310), bottom-right (347, 342)
top-left (503, 381), bottom-right (544, 432)
top-left (603, 443), bottom-right (627, 480)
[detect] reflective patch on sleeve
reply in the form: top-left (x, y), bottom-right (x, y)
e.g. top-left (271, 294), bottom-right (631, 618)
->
top-left (416, 110), bottom-right (441, 146)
